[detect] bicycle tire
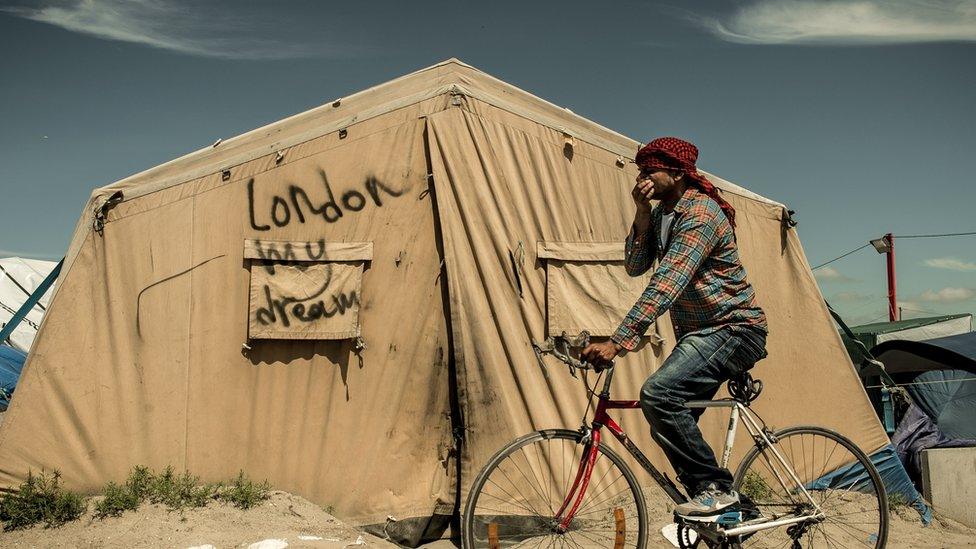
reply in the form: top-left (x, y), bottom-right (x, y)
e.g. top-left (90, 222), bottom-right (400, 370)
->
top-left (463, 429), bottom-right (648, 549)
top-left (732, 426), bottom-right (888, 548)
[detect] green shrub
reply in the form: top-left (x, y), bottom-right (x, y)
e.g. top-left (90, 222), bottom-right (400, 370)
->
top-left (94, 481), bottom-right (140, 518)
top-left (95, 466), bottom-right (218, 519)
top-left (0, 471), bottom-right (85, 530)
top-left (739, 471), bottom-right (774, 501)
top-left (124, 465), bottom-right (154, 501)
top-left (145, 466), bottom-right (216, 509)
top-left (94, 466), bottom-right (269, 520)
top-left (217, 471), bottom-right (270, 510)
top-left (95, 466), bottom-right (156, 518)
top-left (888, 492), bottom-right (909, 510)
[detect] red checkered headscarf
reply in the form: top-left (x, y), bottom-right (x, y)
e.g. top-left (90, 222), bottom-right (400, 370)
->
top-left (635, 137), bottom-right (736, 228)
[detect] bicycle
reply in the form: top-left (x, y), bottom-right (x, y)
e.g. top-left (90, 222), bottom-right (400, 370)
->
top-left (463, 333), bottom-right (888, 549)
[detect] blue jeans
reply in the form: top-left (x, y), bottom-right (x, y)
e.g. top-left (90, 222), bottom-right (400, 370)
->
top-left (640, 325), bottom-right (768, 496)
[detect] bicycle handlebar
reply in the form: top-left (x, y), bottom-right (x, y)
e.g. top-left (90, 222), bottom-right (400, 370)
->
top-left (549, 331), bottom-right (614, 377)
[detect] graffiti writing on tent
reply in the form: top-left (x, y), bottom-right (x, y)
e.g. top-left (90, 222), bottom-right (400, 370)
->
top-left (251, 240), bottom-right (360, 329)
top-left (247, 169), bottom-right (405, 231)
top-left (250, 239), bottom-right (327, 275)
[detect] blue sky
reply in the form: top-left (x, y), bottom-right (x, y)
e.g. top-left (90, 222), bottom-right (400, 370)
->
top-left (1, 0), bottom-right (974, 326)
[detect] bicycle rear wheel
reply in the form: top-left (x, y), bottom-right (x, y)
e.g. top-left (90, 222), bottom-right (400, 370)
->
top-left (732, 426), bottom-right (888, 548)
top-left (463, 429), bottom-right (647, 549)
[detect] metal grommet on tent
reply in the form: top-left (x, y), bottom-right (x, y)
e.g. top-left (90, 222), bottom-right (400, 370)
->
top-left (616, 156), bottom-right (626, 167)
top-left (275, 151), bottom-right (285, 164)
top-left (339, 128), bottom-right (348, 139)
top-left (221, 170), bottom-right (231, 182)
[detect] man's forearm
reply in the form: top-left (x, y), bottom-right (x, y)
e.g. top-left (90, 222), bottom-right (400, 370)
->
top-left (631, 209), bottom-right (652, 245)
top-left (624, 208), bottom-right (655, 276)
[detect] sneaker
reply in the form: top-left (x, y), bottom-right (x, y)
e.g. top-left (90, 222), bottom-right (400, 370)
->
top-left (675, 483), bottom-right (741, 523)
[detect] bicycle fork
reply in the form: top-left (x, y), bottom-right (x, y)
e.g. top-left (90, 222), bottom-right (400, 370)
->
top-left (553, 428), bottom-right (601, 533)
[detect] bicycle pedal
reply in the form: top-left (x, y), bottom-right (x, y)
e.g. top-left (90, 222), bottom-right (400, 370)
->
top-left (716, 511), bottom-right (742, 526)
top-left (675, 510), bottom-right (742, 526)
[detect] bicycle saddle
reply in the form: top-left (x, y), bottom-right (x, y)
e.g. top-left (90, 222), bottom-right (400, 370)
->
top-left (727, 372), bottom-right (763, 405)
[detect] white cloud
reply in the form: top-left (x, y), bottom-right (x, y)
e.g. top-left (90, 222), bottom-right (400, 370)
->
top-left (924, 257), bottom-right (976, 271)
top-left (693, 1), bottom-right (976, 45)
top-left (832, 291), bottom-right (872, 301)
top-left (0, 248), bottom-right (61, 260)
top-left (919, 287), bottom-right (975, 302)
top-left (2, 0), bottom-right (335, 59)
top-left (813, 266), bottom-right (857, 282)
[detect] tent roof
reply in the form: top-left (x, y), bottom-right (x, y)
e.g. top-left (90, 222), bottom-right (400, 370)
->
top-left (874, 332), bottom-right (976, 376)
top-left (90, 58), bottom-right (783, 208)
top-left (851, 314), bottom-right (972, 336)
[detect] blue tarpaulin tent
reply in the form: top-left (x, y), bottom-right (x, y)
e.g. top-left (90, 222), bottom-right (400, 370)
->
top-left (0, 345), bottom-right (27, 410)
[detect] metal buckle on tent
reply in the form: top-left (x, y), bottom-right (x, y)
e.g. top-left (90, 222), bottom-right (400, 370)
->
top-left (92, 191), bottom-right (124, 235)
top-left (354, 336), bottom-right (367, 352)
top-left (782, 208), bottom-right (797, 228)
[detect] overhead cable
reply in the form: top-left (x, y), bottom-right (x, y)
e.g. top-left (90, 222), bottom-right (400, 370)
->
top-left (812, 244), bottom-right (871, 270)
top-left (896, 231), bottom-right (976, 239)
top-left (813, 230), bottom-right (976, 270)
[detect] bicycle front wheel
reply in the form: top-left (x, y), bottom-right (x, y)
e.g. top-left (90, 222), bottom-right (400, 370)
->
top-left (463, 429), bottom-right (647, 549)
top-left (733, 426), bottom-right (888, 548)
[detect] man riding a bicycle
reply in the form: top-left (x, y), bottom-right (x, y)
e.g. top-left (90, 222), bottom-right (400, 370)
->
top-left (582, 137), bottom-right (768, 524)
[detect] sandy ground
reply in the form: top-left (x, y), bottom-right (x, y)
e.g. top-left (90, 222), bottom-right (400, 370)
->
top-left (0, 487), bottom-right (973, 548)
top-left (0, 452), bottom-right (973, 548)
top-left (0, 491), bottom-right (397, 549)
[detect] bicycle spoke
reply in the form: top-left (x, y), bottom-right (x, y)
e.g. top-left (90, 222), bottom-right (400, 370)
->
top-left (484, 475), bottom-right (545, 516)
top-left (573, 471), bottom-right (627, 516)
top-left (473, 497), bottom-right (542, 518)
top-left (823, 515), bottom-right (877, 541)
top-left (509, 448), bottom-right (559, 514)
top-left (527, 438), bottom-right (555, 515)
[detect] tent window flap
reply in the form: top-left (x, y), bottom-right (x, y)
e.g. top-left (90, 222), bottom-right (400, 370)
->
top-left (245, 240), bottom-right (372, 340)
top-left (540, 241), bottom-right (651, 338)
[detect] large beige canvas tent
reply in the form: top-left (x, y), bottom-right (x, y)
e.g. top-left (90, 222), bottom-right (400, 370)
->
top-left (0, 59), bottom-right (887, 543)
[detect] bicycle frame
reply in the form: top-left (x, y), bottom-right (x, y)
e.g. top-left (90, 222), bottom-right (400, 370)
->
top-left (552, 366), bottom-right (825, 538)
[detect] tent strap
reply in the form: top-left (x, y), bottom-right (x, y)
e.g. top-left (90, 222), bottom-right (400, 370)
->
top-left (0, 258), bottom-right (63, 345)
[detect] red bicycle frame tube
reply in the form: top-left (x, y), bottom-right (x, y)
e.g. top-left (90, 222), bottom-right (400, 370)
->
top-left (556, 429), bottom-right (600, 531)
top-left (555, 398), bottom-right (642, 530)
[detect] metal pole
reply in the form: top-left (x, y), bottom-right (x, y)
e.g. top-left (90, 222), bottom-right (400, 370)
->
top-left (885, 233), bottom-right (898, 321)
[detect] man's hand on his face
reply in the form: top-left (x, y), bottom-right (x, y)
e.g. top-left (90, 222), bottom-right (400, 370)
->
top-left (631, 180), bottom-right (654, 211)
top-left (581, 340), bottom-right (623, 367)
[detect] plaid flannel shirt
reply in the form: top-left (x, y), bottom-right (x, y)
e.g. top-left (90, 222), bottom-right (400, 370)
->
top-left (611, 187), bottom-right (767, 350)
